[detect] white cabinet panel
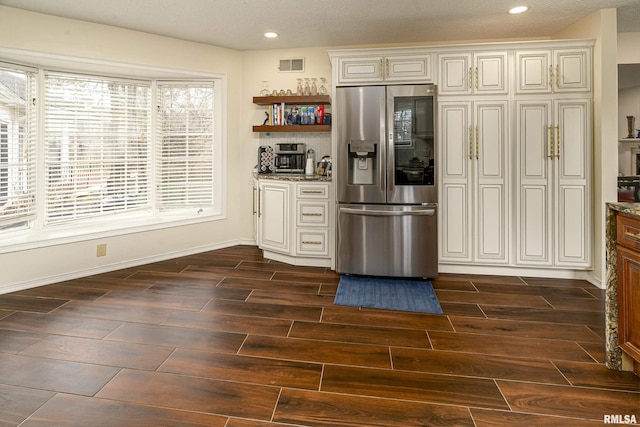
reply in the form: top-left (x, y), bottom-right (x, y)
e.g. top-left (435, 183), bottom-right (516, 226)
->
top-left (554, 98), bottom-right (591, 266)
top-left (440, 102), bottom-right (471, 179)
top-left (386, 55), bottom-right (433, 82)
top-left (475, 53), bottom-right (508, 94)
top-left (520, 185), bottom-right (550, 263)
top-left (439, 53), bottom-right (472, 95)
top-left (554, 49), bottom-right (591, 92)
top-left (556, 186), bottom-right (587, 264)
top-left (441, 183), bottom-right (470, 260)
top-left (296, 201), bottom-right (328, 227)
top-left (477, 185), bottom-right (505, 260)
top-left (258, 181), bottom-right (290, 253)
top-left (337, 56), bottom-right (383, 84)
top-left (296, 229), bottom-right (329, 256)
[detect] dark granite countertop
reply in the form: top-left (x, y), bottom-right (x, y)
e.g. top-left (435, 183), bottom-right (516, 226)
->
top-left (607, 202), bottom-right (640, 217)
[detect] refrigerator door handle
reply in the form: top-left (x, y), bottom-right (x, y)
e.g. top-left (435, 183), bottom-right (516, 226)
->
top-left (339, 207), bottom-right (436, 216)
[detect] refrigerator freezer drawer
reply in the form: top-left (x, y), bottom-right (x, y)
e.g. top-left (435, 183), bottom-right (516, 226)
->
top-left (337, 204), bottom-right (438, 278)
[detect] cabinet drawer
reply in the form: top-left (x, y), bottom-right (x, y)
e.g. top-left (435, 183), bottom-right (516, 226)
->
top-left (297, 183), bottom-right (329, 199)
top-left (617, 214), bottom-right (640, 251)
top-left (296, 229), bottom-right (329, 256)
top-left (297, 201), bottom-right (328, 227)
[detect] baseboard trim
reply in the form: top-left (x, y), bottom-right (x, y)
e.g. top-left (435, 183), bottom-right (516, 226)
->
top-left (438, 264), bottom-right (604, 289)
top-left (0, 238), bottom-right (256, 295)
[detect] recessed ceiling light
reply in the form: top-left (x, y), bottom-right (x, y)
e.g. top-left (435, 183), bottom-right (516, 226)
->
top-left (509, 6), bottom-right (528, 14)
top-left (264, 32), bottom-right (279, 38)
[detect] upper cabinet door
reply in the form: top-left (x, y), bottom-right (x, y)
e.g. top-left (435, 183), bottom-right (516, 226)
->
top-left (439, 52), bottom-right (507, 95)
top-left (516, 48), bottom-right (591, 94)
top-left (553, 48), bottom-right (591, 93)
top-left (337, 56), bottom-right (384, 85)
top-left (474, 52), bottom-right (509, 94)
top-left (384, 54), bottom-right (433, 82)
top-left (439, 53), bottom-right (472, 95)
top-left (336, 53), bottom-right (433, 85)
top-left (516, 50), bottom-right (552, 93)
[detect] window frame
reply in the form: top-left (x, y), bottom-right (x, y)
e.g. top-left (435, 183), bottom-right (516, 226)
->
top-left (0, 51), bottom-right (227, 254)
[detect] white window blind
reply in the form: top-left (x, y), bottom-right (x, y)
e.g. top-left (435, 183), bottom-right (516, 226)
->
top-left (44, 72), bottom-right (151, 224)
top-left (157, 82), bottom-right (214, 210)
top-left (0, 66), bottom-right (36, 230)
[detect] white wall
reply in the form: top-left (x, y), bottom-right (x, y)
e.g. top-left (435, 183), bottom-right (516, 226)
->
top-left (0, 6), bottom-right (250, 292)
top-left (618, 33), bottom-right (640, 64)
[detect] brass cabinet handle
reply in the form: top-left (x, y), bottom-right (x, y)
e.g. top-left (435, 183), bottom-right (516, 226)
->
top-left (469, 125), bottom-right (473, 159)
top-left (302, 212), bottom-right (323, 216)
top-left (301, 190), bottom-right (323, 194)
top-left (302, 240), bottom-right (322, 245)
top-left (549, 65), bottom-right (554, 88)
top-left (556, 125), bottom-right (560, 158)
top-left (469, 67), bottom-right (473, 90)
top-left (475, 67), bottom-right (479, 89)
top-left (385, 58), bottom-right (389, 78)
top-left (548, 125), bottom-right (554, 158)
top-left (624, 231), bottom-right (640, 241)
top-left (379, 59), bottom-right (383, 79)
top-left (556, 64), bottom-right (560, 88)
top-left (475, 125), bottom-right (479, 160)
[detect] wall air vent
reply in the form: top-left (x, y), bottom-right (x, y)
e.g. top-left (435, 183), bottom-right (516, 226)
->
top-left (279, 58), bottom-right (304, 72)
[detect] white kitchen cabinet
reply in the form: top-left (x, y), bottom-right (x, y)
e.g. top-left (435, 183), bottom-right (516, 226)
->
top-left (516, 48), bottom-right (591, 93)
top-left (295, 182), bottom-right (330, 257)
top-left (438, 51), bottom-right (508, 95)
top-left (256, 179), bottom-right (331, 266)
top-left (335, 52), bottom-right (433, 85)
top-left (439, 99), bottom-right (509, 264)
top-left (257, 180), bottom-right (291, 254)
top-left (516, 98), bottom-right (591, 267)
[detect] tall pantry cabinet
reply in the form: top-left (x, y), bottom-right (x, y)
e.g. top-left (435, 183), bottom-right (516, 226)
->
top-left (438, 40), bottom-right (593, 271)
top-left (438, 49), bottom-right (511, 264)
top-left (515, 46), bottom-right (592, 268)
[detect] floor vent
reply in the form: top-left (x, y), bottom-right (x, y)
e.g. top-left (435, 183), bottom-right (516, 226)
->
top-left (279, 58), bottom-right (304, 72)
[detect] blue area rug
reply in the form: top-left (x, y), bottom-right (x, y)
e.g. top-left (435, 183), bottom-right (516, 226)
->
top-left (334, 275), bottom-right (443, 314)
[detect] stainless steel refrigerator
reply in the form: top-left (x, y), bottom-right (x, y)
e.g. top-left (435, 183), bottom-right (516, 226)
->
top-left (336, 84), bottom-right (437, 278)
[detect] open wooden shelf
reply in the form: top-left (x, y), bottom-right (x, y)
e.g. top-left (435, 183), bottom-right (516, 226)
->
top-left (252, 124), bottom-right (331, 133)
top-left (252, 95), bottom-right (331, 105)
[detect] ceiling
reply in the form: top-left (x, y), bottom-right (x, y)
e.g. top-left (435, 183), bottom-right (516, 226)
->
top-left (0, 0), bottom-right (639, 51)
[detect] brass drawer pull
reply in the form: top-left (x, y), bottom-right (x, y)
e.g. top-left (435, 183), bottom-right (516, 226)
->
top-left (624, 231), bottom-right (640, 241)
top-left (302, 241), bottom-right (322, 245)
top-left (301, 190), bottom-right (323, 194)
top-left (302, 213), bottom-right (323, 216)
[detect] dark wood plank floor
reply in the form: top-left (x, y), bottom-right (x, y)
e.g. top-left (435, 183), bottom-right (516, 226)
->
top-left (1, 245), bottom-right (638, 426)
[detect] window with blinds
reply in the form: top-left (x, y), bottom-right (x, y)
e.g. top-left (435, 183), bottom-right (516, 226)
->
top-left (0, 66), bottom-right (36, 231)
top-left (0, 60), bottom-right (223, 244)
top-left (157, 82), bottom-right (214, 211)
top-left (44, 72), bottom-right (152, 224)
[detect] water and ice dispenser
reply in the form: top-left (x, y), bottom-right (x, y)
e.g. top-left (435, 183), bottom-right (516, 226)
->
top-left (348, 140), bottom-right (377, 185)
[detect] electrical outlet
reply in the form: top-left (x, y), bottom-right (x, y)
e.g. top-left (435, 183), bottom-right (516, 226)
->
top-left (96, 243), bottom-right (107, 257)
